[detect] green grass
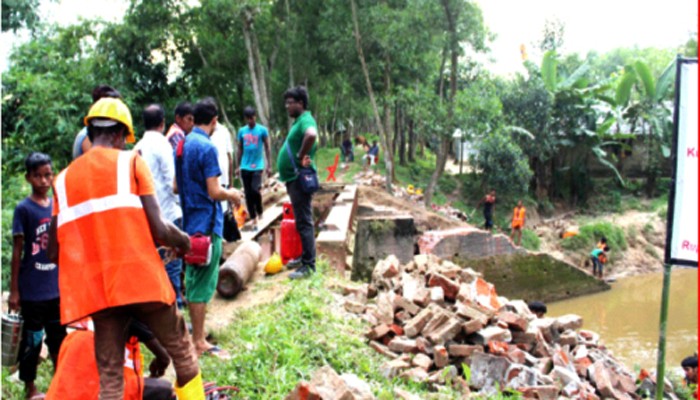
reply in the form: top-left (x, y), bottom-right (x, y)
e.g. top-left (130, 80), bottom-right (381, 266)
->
top-left (2, 359), bottom-right (54, 399)
top-left (520, 229), bottom-right (541, 251)
top-left (560, 221), bottom-right (627, 262)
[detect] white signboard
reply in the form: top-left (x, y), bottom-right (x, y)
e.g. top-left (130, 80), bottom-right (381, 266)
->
top-left (665, 59), bottom-right (698, 266)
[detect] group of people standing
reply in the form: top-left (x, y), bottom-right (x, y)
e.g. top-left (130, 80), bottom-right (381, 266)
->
top-left (476, 189), bottom-right (527, 247)
top-left (9, 84), bottom-right (320, 399)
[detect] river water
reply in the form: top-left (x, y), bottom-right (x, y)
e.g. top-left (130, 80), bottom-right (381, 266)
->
top-left (548, 267), bottom-right (698, 372)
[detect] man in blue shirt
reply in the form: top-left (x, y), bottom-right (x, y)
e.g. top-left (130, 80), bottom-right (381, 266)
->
top-left (10, 152), bottom-right (67, 399)
top-left (175, 97), bottom-right (241, 358)
top-left (237, 106), bottom-right (271, 231)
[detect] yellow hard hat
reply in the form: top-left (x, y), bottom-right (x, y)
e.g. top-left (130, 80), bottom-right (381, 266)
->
top-left (416, 188), bottom-right (423, 195)
top-left (84, 97), bottom-right (135, 143)
top-left (264, 253), bottom-right (283, 275)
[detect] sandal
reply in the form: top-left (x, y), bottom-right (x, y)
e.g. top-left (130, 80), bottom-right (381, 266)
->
top-left (200, 345), bottom-right (231, 361)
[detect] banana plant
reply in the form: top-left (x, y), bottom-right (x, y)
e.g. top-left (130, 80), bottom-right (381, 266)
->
top-left (540, 50), bottom-right (625, 185)
top-left (607, 59), bottom-right (676, 194)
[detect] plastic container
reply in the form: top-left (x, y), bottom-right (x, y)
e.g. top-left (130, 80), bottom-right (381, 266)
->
top-left (280, 202), bottom-right (302, 265)
top-left (2, 313), bottom-right (23, 367)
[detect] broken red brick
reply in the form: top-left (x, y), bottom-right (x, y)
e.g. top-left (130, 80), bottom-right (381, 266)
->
top-left (394, 295), bottom-right (421, 315)
top-left (400, 367), bottom-right (429, 382)
top-left (427, 318), bottom-right (463, 345)
top-left (415, 336), bottom-right (433, 354)
top-left (497, 311), bottom-right (528, 332)
top-left (463, 319), bottom-right (484, 335)
top-left (434, 345), bottom-right (449, 368)
top-left (413, 288), bottom-right (430, 307)
top-left (389, 324), bottom-right (404, 336)
top-left (447, 344), bottom-right (483, 357)
top-left (559, 329), bottom-right (577, 346)
top-left (380, 358), bottom-right (411, 379)
top-left (488, 341), bottom-right (509, 355)
top-left (404, 307), bottom-right (434, 338)
top-left (369, 340), bottom-right (398, 359)
top-left (395, 311), bottom-right (411, 323)
top-left (284, 382), bottom-right (321, 400)
top-left (506, 346), bottom-right (527, 365)
top-left (575, 356), bottom-right (593, 377)
top-left (388, 337), bottom-right (417, 353)
top-left (411, 353), bottom-right (433, 371)
top-left (343, 299), bottom-right (366, 314)
top-left (428, 273), bottom-right (460, 300)
top-left (517, 385), bottom-right (558, 400)
top-left (455, 302), bottom-right (489, 325)
top-left (366, 324), bottom-right (391, 340)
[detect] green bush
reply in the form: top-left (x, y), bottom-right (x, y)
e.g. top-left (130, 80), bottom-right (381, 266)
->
top-left (438, 175), bottom-right (457, 194)
top-left (2, 174), bottom-right (31, 291)
top-left (473, 131), bottom-right (532, 197)
top-left (521, 229), bottom-right (541, 251)
top-left (561, 221), bottom-right (627, 255)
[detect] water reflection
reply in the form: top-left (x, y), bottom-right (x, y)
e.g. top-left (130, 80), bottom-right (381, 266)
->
top-left (548, 268), bottom-right (698, 371)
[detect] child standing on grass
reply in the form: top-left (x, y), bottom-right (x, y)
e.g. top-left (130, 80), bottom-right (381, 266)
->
top-left (9, 152), bottom-right (67, 400)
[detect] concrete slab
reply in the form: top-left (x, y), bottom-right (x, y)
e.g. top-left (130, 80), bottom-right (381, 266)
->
top-left (240, 197), bottom-right (288, 242)
top-left (322, 204), bottom-right (354, 233)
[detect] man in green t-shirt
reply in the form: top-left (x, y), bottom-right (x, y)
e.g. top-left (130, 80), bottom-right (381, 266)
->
top-left (277, 86), bottom-right (318, 279)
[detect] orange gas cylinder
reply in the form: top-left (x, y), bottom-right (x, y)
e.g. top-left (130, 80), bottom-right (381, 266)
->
top-left (280, 202), bottom-right (302, 265)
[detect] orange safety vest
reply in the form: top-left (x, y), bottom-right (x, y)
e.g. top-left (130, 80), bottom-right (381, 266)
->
top-left (512, 206), bottom-right (526, 228)
top-left (53, 148), bottom-right (175, 324)
top-left (46, 330), bottom-right (143, 400)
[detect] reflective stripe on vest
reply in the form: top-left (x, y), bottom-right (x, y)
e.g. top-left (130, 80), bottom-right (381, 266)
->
top-left (55, 151), bottom-right (142, 227)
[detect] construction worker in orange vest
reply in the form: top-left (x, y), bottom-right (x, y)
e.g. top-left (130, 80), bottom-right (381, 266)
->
top-left (46, 326), bottom-right (174, 400)
top-left (47, 97), bottom-right (204, 400)
top-left (510, 200), bottom-right (526, 246)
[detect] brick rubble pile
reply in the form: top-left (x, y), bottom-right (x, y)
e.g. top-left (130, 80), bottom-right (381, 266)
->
top-left (338, 254), bottom-right (651, 399)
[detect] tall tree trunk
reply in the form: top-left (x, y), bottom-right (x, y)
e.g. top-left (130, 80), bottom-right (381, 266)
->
top-left (399, 106), bottom-right (406, 166)
top-left (425, 0), bottom-right (459, 207)
top-left (408, 118), bottom-right (415, 162)
top-left (242, 8), bottom-right (270, 127)
top-left (438, 43), bottom-right (448, 99)
top-left (351, 0), bottom-right (392, 193)
top-left (393, 101), bottom-right (399, 156)
top-left (284, 0), bottom-right (294, 130)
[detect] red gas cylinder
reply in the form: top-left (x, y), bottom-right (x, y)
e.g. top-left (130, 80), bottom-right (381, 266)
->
top-left (280, 202), bottom-right (302, 265)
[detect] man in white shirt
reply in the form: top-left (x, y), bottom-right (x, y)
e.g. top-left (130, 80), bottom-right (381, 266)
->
top-left (210, 122), bottom-right (234, 213)
top-left (134, 104), bottom-right (185, 308)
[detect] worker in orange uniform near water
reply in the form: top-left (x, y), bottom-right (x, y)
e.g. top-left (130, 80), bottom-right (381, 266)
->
top-left (47, 97), bottom-right (204, 400)
top-left (510, 200), bottom-right (526, 246)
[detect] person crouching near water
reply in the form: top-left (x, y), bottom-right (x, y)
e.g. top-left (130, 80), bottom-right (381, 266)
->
top-left (590, 245), bottom-right (609, 279)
